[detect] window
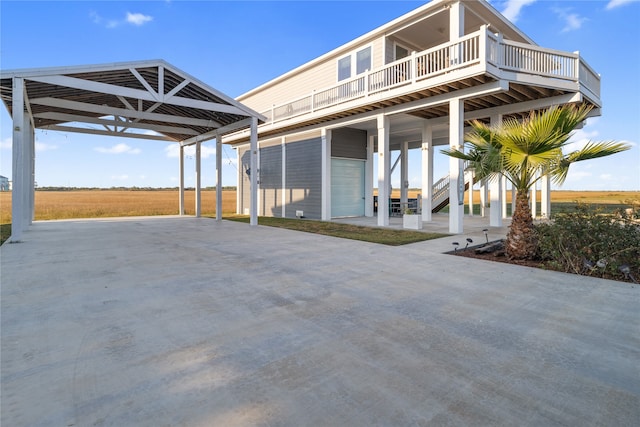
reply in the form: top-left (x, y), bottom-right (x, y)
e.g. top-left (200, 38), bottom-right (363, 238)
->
top-left (338, 56), bottom-right (351, 81)
top-left (394, 43), bottom-right (410, 61)
top-left (337, 46), bottom-right (372, 81)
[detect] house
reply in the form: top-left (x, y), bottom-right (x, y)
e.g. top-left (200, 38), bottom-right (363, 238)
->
top-left (224, 0), bottom-right (601, 233)
top-left (0, 175), bottom-right (9, 191)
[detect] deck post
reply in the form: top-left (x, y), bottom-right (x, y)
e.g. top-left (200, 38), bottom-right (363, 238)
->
top-left (249, 117), bottom-right (258, 226)
top-left (281, 136), bottom-right (286, 218)
top-left (365, 134), bottom-right (374, 217)
top-left (421, 121), bottom-right (433, 222)
top-left (377, 115), bottom-right (390, 227)
top-left (489, 113), bottom-right (503, 226)
top-left (541, 174), bottom-right (551, 218)
top-left (179, 145), bottom-right (185, 215)
top-left (400, 141), bottom-right (409, 212)
top-left (502, 175), bottom-right (508, 219)
top-left (449, 98), bottom-right (464, 234)
top-left (215, 133), bottom-right (222, 221)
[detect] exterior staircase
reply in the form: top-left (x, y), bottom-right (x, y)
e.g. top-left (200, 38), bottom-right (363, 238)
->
top-left (431, 165), bottom-right (474, 213)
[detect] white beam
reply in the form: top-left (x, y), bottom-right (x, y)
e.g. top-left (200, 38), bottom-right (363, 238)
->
top-left (377, 115), bottom-right (390, 227)
top-left (33, 112), bottom-right (200, 136)
top-left (30, 98), bottom-right (221, 128)
top-left (129, 68), bottom-right (159, 100)
top-left (421, 121), bottom-right (433, 222)
top-left (179, 145), bottom-right (185, 215)
top-left (182, 117), bottom-right (254, 146)
top-left (216, 133), bottom-right (222, 221)
top-left (249, 117), bottom-right (259, 226)
top-left (321, 128), bottom-right (332, 221)
top-left (449, 98), bottom-right (464, 234)
top-left (42, 125), bottom-right (175, 141)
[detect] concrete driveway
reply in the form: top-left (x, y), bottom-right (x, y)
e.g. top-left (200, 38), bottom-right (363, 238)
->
top-left (1, 217), bottom-right (638, 426)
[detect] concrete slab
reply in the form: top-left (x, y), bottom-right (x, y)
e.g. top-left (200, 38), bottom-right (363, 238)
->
top-left (2, 216), bottom-right (639, 426)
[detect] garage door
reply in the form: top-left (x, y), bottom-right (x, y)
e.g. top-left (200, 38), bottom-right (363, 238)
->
top-left (331, 158), bottom-right (365, 218)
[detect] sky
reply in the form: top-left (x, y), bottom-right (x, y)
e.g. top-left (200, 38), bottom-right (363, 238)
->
top-left (1, 0), bottom-right (639, 191)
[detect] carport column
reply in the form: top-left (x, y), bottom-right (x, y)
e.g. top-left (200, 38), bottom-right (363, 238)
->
top-left (179, 145), bottom-right (185, 215)
top-left (249, 117), bottom-right (258, 226)
top-left (502, 175), bottom-right (509, 219)
top-left (195, 141), bottom-right (201, 218)
top-left (377, 115), bottom-right (390, 227)
top-left (23, 112), bottom-right (35, 225)
top-left (448, 98), bottom-right (464, 234)
top-left (467, 169), bottom-right (474, 217)
top-left (530, 182), bottom-right (537, 219)
top-left (489, 113), bottom-right (503, 226)
top-left (479, 179), bottom-right (488, 217)
top-left (400, 141), bottom-right (409, 211)
top-left (11, 77), bottom-right (25, 241)
top-left (215, 133), bottom-right (222, 221)
top-left (365, 134), bottom-right (374, 217)
top-left (421, 121), bottom-right (433, 222)
top-left (321, 128), bottom-right (332, 221)
top-left (541, 174), bottom-right (551, 218)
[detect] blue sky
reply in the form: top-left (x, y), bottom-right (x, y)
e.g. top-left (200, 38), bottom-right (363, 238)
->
top-left (1, 0), bottom-right (638, 191)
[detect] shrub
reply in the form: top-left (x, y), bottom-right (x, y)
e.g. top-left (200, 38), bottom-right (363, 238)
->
top-left (535, 203), bottom-right (639, 282)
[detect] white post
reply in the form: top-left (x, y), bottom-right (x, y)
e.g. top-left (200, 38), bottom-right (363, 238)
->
top-left (24, 113), bottom-right (35, 225)
top-left (179, 145), bottom-right (185, 215)
top-left (215, 133), bottom-right (222, 221)
top-left (489, 114), bottom-right (502, 226)
top-left (530, 183), bottom-right (537, 219)
top-left (511, 185), bottom-right (516, 217)
top-left (467, 170), bottom-right (474, 217)
top-left (421, 121), bottom-right (433, 222)
top-left (449, 98), bottom-right (464, 234)
top-left (321, 128), bottom-right (332, 220)
top-left (365, 134), bottom-right (374, 217)
top-left (11, 77), bottom-right (25, 241)
top-left (502, 175), bottom-right (508, 219)
top-left (377, 115), bottom-right (390, 227)
top-left (450, 1), bottom-right (465, 65)
top-left (541, 174), bottom-right (551, 218)
top-left (281, 137), bottom-right (286, 218)
top-left (249, 117), bottom-right (258, 226)
top-left (400, 141), bottom-right (409, 212)
top-left (480, 179), bottom-right (488, 217)
top-left (195, 141), bottom-right (201, 218)
top-left (236, 147), bottom-right (242, 215)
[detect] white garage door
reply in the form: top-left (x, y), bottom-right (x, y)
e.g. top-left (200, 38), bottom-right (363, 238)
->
top-left (331, 158), bottom-right (365, 218)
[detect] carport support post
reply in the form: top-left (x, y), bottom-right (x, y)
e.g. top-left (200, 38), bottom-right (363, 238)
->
top-left (541, 174), bottom-right (551, 218)
top-left (489, 113), bottom-right (503, 226)
top-left (321, 128), bottom-right (332, 221)
top-left (179, 145), bottom-right (185, 215)
top-left (195, 141), bottom-right (201, 218)
top-left (11, 77), bottom-right (25, 241)
top-left (365, 134), bottom-right (374, 217)
top-left (215, 133), bottom-right (222, 221)
top-left (421, 121), bottom-right (433, 222)
top-left (377, 115), bottom-right (390, 227)
top-left (448, 98), bottom-right (464, 234)
top-left (400, 141), bottom-right (408, 212)
top-left (249, 117), bottom-right (258, 226)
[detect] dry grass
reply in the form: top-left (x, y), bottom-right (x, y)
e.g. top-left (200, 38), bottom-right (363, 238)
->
top-left (0, 190), bottom-right (237, 224)
top-left (1, 190), bottom-right (638, 225)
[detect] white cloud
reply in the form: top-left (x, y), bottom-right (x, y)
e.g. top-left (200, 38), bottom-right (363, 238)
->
top-left (95, 143), bottom-right (141, 154)
top-left (111, 174), bottom-right (129, 181)
top-left (500, 0), bottom-right (537, 23)
top-left (552, 7), bottom-right (588, 32)
top-left (599, 173), bottom-right (614, 181)
top-left (0, 137), bottom-right (11, 149)
top-left (164, 144), bottom-right (216, 159)
top-left (606, 0), bottom-right (639, 10)
top-left (90, 11), bottom-right (153, 28)
top-left (35, 142), bottom-right (58, 152)
top-left (126, 12), bottom-right (153, 26)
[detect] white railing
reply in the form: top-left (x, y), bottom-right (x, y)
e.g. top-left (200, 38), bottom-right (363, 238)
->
top-left (259, 27), bottom-right (599, 126)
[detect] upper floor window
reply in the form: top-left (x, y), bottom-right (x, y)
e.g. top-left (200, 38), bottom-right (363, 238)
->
top-left (394, 43), bottom-right (410, 61)
top-left (337, 46), bottom-right (372, 81)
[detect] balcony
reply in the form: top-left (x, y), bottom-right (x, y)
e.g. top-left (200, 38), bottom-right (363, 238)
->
top-left (258, 26), bottom-right (600, 128)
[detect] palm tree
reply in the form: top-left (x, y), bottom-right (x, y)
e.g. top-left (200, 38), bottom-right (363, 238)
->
top-left (442, 104), bottom-right (630, 259)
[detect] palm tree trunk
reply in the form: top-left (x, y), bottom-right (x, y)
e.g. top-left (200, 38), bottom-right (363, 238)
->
top-left (506, 190), bottom-right (537, 259)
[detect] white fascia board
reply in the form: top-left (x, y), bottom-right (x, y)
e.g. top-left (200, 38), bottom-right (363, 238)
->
top-left (43, 125), bottom-right (176, 141)
top-left (181, 117), bottom-right (254, 146)
top-left (29, 97), bottom-right (218, 128)
top-left (0, 59), bottom-right (165, 80)
top-left (33, 111), bottom-right (200, 136)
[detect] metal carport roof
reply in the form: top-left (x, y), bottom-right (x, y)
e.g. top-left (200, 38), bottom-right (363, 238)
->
top-left (1, 59), bottom-right (265, 241)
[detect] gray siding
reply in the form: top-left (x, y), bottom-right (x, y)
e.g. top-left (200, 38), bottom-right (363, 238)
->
top-left (259, 145), bottom-right (282, 217)
top-left (285, 138), bottom-right (322, 219)
top-left (332, 128), bottom-right (367, 159)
